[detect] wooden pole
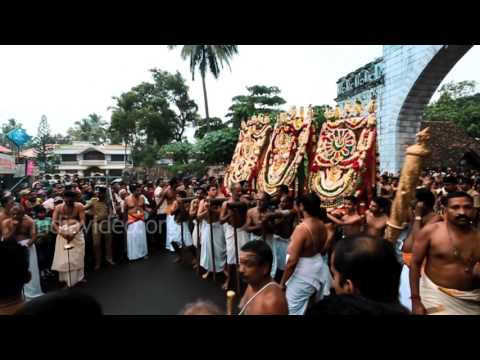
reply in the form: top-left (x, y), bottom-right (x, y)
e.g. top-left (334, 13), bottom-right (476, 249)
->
top-left (196, 220), bottom-right (201, 276)
top-left (233, 226), bottom-right (241, 294)
top-left (208, 209), bottom-right (216, 281)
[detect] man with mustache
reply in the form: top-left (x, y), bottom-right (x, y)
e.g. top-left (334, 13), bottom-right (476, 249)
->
top-left (410, 192), bottom-right (480, 315)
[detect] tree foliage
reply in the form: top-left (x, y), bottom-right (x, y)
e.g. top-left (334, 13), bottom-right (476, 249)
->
top-left (168, 45), bottom-right (239, 130)
top-left (195, 128), bottom-right (239, 165)
top-left (67, 113), bottom-right (108, 144)
top-left (32, 115), bottom-right (55, 172)
top-left (109, 69), bottom-right (199, 168)
top-left (159, 141), bottom-right (195, 164)
top-left (424, 80), bottom-right (480, 138)
top-left (226, 85), bottom-right (286, 128)
top-left (194, 117), bottom-right (227, 139)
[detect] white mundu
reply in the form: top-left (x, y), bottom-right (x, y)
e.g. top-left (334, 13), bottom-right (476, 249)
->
top-left (200, 221), bottom-right (226, 273)
top-left (192, 219), bottom-right (202, 247)
top-left (171, 220), bottom-right (193, 248)
top-left (18, 240), bottom-right (43, 300)
top-left (273, 234), bottom-right (290, 271)
top-left (224, 223), bottom-right (250, 265)
top-left (126, 220), bottom-right (148, 260)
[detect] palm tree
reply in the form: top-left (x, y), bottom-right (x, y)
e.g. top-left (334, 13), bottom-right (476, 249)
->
top-left (168, 45), bottom-right (239, 132)
top-left (68, 113), bottom-right (108, 144)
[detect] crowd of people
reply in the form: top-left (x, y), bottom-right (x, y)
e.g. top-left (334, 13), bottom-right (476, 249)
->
top-left (0, 168), bottom-right (479, 315)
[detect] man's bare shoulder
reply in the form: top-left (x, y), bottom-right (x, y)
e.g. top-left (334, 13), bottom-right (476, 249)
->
top-left (259, 286), bottom-right (288, 315)
top-left (423, 221), bottom-right (444, 233)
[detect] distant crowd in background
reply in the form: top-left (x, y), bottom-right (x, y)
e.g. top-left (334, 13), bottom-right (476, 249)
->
top-left (1, 167), bottom-right (479, 315)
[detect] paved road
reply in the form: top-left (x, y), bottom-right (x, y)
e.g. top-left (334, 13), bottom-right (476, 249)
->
top-left (77, 250), bottom-right (228, 315)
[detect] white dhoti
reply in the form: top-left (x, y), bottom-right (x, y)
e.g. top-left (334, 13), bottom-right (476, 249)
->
top-left (286, 254), bottom-right (330, 315)
top-left (171, 221), bottom-right (193, 248)
top-left (126, 220), bottom-right (148, 260)
top-left (274, 235), bottom-right (289, 271)
top-left (399, 265), bottom-right (412, 311)
top-left (192, 220), bottom-right (202, 248)
top-left (224, 223), bottom-right (250, 265)
top-left (51, 224), bottom-right (85, 287)
top-left (19, 240), bottom-right (43, 300)
top-left (200, 221), bottom-right (226, 273)
top-left (250, 233), bottom-right (277, 278)
top-left (166, 214), bottom-right (177, 252)
top-left (419, 271), bottom-right (480, 315)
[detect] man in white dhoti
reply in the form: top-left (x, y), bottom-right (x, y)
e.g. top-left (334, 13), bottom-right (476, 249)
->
top-left (220, 183), bottom-right (250, 290)
top-left (411, 192), bottom-right (480, 315)
top-left (400, 189), bottom-right (442, 311)
top-left (245, 191), bottom-right (277, 278)
top-left (123, 184), bottom-right (148, 261)
top-left (198, 185), bottom-right (226, 280)
top-left (51, 190), bottom-right (86, 287)
top-left (280, 193), bottom-right (329, 315)
top-left (267, 194), bottom-right (296, 281)
top-left (1, 205), bottom-right (43, 299)
top-left (190, 187), bottom-right (206, 271)
top-left (169, 190), bottom-right (196, 265)
top-left (157, 178), bottom-right (179, 253)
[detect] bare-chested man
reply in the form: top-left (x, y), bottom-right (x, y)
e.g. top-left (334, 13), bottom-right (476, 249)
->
top-left (266, 194), bottom-right (296, 281)
top-left (220, 183), bottom-right (250, 290)
top-left (410, 192), bottom-right (480, 315)
top-left (190, 187), bottom-right (206, 269)
top-left (160, 178), bottom-right (180, 252)
top-left (378, 175), bottom-right (394, 200)
top-left (1, 205), bottom-right (43, 299)
top-left (169, 190), bottom-right (195, 264)
top-left (124, 184), bottom-right (148, 261)
top-left (364, 197), bottom-right (389, 238)
top-left (0, 194), bottom-right (15, 237)
top-left (238, 240), bottom-right (288, 315)
top-left (198, 184), bottom-right (226, 280)
top-left (51, 190), bottom-right (86, 287)
top-left (399, 188), bottom-right (442, 310)
top-left (245, 191), bottom-right (277, 278)
top-left (327, 196), bottom-right (364, 238)
top-left (280, 193), bottom-right (329, 315)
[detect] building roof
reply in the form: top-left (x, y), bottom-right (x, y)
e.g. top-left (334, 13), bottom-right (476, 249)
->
top-left (420, 121), bottom-right (480, 168)
top-left (54, 142), bottom-right (131, 155)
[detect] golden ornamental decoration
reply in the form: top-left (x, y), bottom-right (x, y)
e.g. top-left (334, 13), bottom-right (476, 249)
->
top-left (309, 99), bottom-right (378, 208)
top-left (224, 113), bottom-right (273, 192)
top-left (256, 106), bottom-right (314, 196)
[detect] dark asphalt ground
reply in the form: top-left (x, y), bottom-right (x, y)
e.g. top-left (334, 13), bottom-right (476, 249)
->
top-left (76, 250), bottom-right (228, 315)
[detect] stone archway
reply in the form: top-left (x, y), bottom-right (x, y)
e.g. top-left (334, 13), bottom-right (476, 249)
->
top-left (378, 45), bottom-right (473, 173)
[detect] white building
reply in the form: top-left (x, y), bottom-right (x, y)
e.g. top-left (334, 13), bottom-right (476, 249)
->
top-left (54, 141), bottom-right (132, 179)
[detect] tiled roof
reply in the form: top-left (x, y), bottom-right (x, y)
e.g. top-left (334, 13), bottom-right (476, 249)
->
top-left (420, 121), bottom-right (480, 168)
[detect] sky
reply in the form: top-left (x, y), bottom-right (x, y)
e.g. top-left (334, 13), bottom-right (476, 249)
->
top-left (0, 45), bottom-right (478, 141)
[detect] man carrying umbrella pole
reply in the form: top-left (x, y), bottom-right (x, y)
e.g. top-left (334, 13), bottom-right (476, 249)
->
top-left (198, 185), bottom-right (226, 282)
top-left (220, 183), bottom-right (250, 292)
